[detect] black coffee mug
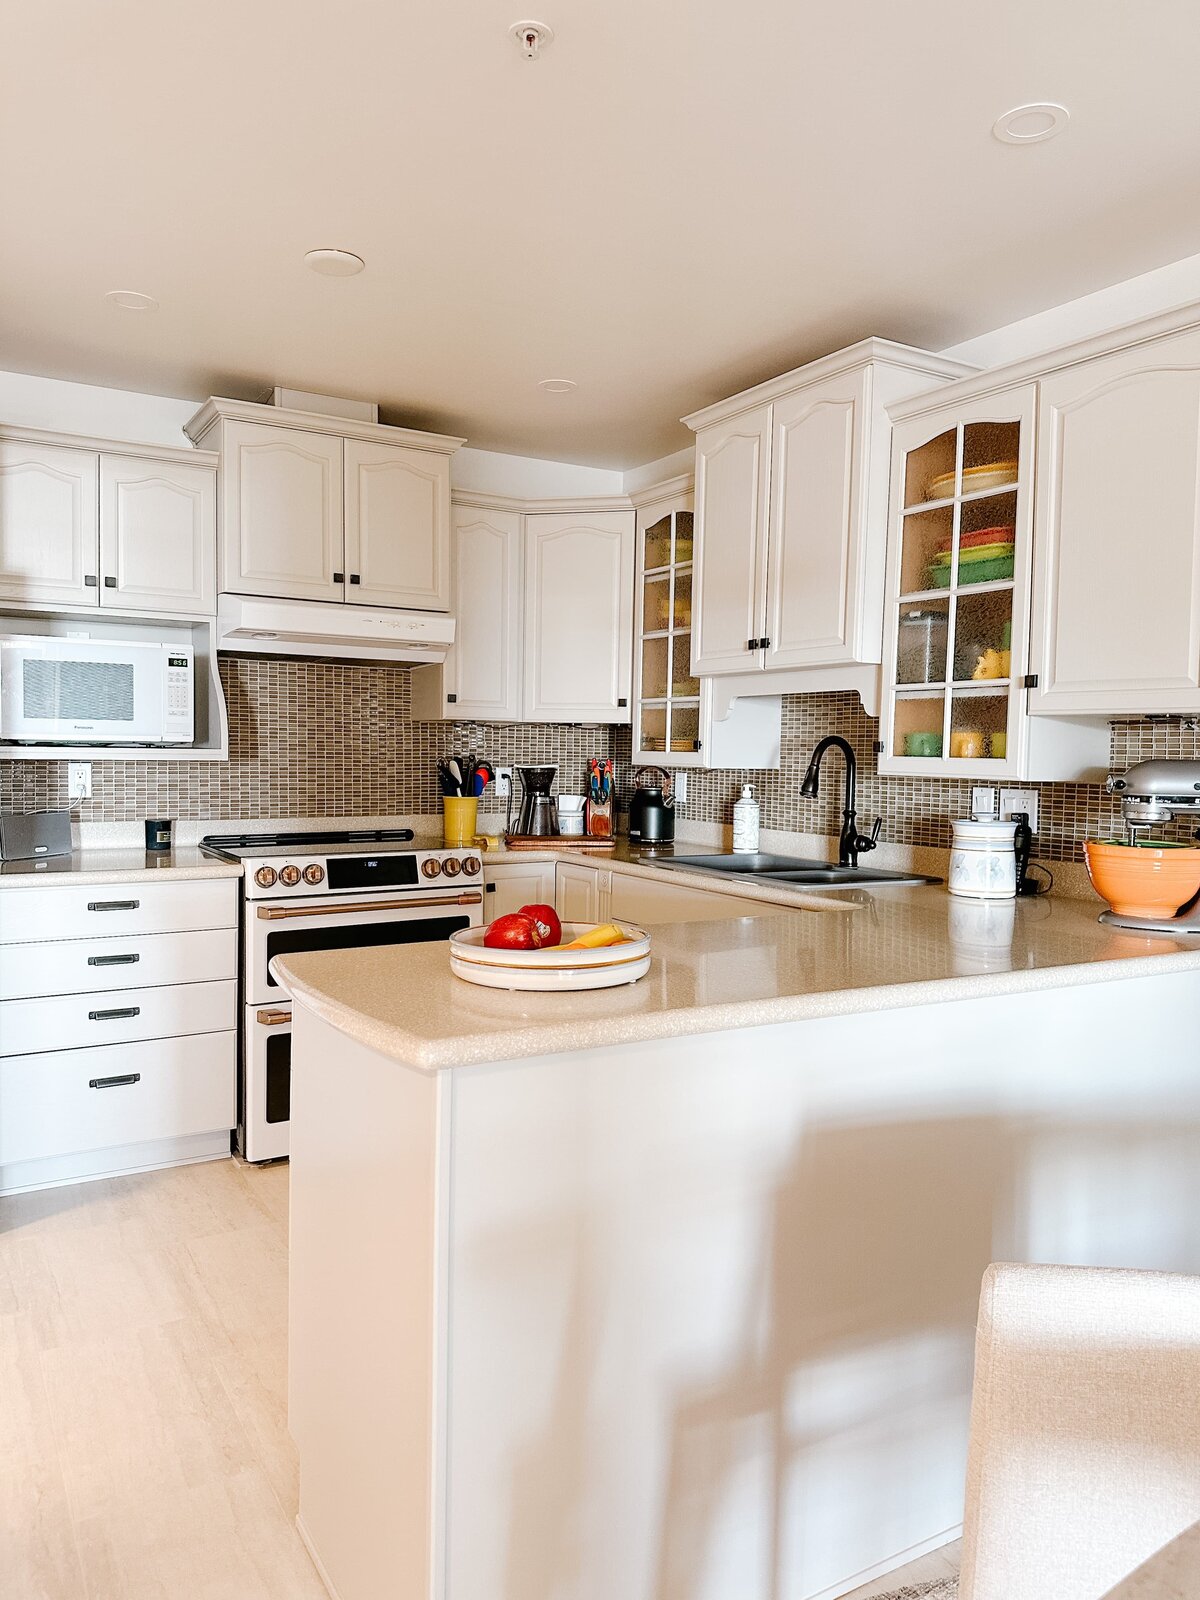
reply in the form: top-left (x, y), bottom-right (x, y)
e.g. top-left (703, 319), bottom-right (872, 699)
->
top-left (145, 818), bottom-right (173, 853)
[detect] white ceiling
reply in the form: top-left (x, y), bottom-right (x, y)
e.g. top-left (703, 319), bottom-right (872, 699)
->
top-left (4, 1), bottom-right (1200, 467)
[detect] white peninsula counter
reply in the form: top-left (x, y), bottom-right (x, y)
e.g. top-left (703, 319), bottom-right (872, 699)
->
top-left (275, 888), bottom-right (1200, 1600)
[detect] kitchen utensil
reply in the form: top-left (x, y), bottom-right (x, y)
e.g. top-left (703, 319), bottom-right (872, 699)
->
top-left (925, 461), bottom-right (1018, 501)
top-left (933, 525), bottom-right (1015, 555)
top-left (927, 553), bottom-right (1015, 587)
top-left (443, 796), bottom-right (478, 847)
top-left (904, 732), bottom-right (943, 757)
top-left (448, 922), bottom-right (651, 991)
top-left (586, 758), bottom-right (614, 837)
top-left (508, 766), bottom-right (558, 837)
top-left (949, 818), bottom-right (1019, 899)
top-left (897, 608), bottom-right (948, 684)
top-left (950, 729), bottom-right (986, 759)
top-left (628, 767), bottom-right (675, 844)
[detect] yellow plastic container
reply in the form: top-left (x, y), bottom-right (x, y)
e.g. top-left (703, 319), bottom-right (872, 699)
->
top-left (442, 797), bottom-right (478, 847)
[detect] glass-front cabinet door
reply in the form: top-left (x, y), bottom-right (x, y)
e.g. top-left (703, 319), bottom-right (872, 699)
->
top-left (880, 386), bottom-right (1037, 777)
top-left (633, 493), bottom-right (705, 764)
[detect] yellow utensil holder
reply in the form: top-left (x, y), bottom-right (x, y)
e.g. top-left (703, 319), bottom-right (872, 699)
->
top-left (442, 797), bottom-right (478, 847)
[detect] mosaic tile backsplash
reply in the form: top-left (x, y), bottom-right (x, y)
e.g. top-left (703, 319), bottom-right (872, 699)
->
top-left (2, 656), bottom-right (1198, 863)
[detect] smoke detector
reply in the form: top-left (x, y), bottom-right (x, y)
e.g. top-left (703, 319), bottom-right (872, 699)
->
top-left (510, 20), bottom-right (553, 60)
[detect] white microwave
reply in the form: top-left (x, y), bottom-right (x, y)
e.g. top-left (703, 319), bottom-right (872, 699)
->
top-left (0, 636), bottom-right (194, 746)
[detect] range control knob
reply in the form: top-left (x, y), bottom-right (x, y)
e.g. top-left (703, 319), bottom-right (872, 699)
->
top-left (421, 858), bottom-right (442, 878)
top-left (461, 856), bottom-right (481, 877)
top-left (303, 863), bottom-right (325, 885)
top-left (442, 856), bottom-right (462, 877)
top-left (254, 865), bottom-right (278, 889)
top-left (279, 864), bottom-right (301, 887)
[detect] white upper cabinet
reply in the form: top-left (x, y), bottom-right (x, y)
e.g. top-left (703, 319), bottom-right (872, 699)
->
top-left (185, 398), bottom-right (464, 612)
top-left (1029, 327), bottom-right (1200, 716)
top-left (690, 405), bottom-right (771, 675)
top-left (220, 421), bottom-right (343, 602)
top-left (443, 505), bottom-right (523, 719)
top-left (685, 341), bottom-right (970, 681)
top-left (343, 440), bottom-right (451, 611)
top-left (523, 511), bottom-right (634, 722)
top-left (100, 455), bottom-right (216, 616)
top-left (0, 441), bottom-right (99, 608)
top-left (764, 373), bottom-right (867, 670)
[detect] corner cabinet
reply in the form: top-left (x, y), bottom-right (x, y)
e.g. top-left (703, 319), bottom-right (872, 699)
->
top-left (631, 481), bottom-right (782, 768)
top-left (1028, 326), bottom-right (1200, 716)
top-left (0, 430), bottom-right (217, 618)
top-left (685, 340), bottom-right (973, 683)
top-left (185, 398), bottom-right (462, 612)
top-left (879, 387), bottom-right (1106, 779)
top-left (412, 496), bottom-right (636, 725)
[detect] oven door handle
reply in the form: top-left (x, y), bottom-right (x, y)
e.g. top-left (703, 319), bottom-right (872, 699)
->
top-left (255, 892), bottom-right (483, 920)
top-left (256, 1008), bottom-right (292, 1026)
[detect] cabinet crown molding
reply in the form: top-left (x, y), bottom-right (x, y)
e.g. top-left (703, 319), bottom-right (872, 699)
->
top-left (888, 296), bottom-right (1200, 422)
top-left (628, 473), bottom-right (693, 509)
top-left (0, 422), bottom-right (217, 468)
top-left (681, 337), bottom-right (976, 433)
top-left (450, 488), bottom-right (633, 513)
top-left (183, 396), bottom-right (465, 455)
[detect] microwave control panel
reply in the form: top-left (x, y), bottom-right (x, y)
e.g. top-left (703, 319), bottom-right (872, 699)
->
top-left (162, 649), bottom-right (195, 741)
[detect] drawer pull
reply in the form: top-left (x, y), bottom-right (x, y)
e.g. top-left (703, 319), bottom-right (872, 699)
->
top-left (87, 899), bottom-right (140, 912)
top-left (89, 1073), bottom-right (141, 1090)
top-left (256, 1008), bottom-right (292, 1026)
top-left (88, 1005), bottom-right (141, 1021)
top-left (87, 953), bottom-right (140, 967)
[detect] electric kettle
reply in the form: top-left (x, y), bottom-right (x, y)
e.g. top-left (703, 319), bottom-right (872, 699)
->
top-left (628, 766), bottom-right (675, 845)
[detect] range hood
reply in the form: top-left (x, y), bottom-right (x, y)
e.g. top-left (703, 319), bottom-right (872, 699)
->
top-left (217, 595), bottom-right (455, 664)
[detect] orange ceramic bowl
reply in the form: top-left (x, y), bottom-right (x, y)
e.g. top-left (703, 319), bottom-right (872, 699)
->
top-left (1084, 839), bottom-right (1200, 919)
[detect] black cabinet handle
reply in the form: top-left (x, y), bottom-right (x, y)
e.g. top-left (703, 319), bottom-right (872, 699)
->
top-left (84, 574), bottom-right (98, 587)
top-left (89, 1073), bottom-right (141, 1089)
top-left (446, 693), bottom-right (458, 704)
top-left (87, 899), bottom-right (139, 912)
top-left (104, 576), bottom-right (117, 588)
top-left (87, 953), bottom-right (139, 967)
top-left (618, 697), bottom-right (628, 707)
top-left (485, 882), bottom-right (496, 893)
top-left (349, 573), bottom-right (361, 584)
top-left (88, 1006), bottom-right (140, 1022)
top-left (333, 571), bottom-right (345, 584)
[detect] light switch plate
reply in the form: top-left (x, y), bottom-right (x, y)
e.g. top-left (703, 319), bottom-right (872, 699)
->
top-left (999, 787), bottom-right (1039, 833)
top-left (971, 786), bottom-right (998, 819)
top-left (672, 772), bottom-right (688, 804)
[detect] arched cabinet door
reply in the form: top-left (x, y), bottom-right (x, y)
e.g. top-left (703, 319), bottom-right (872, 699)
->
top-left (221, 421), bottom-right (344, 601)
top-left (690, 404), bottom-right (771, 676)
top-left (344, 440), bottom-right (451, 612)
top-left (442, 506), bottom-right (523, 719)
top-left (0, 442), bottom-right (99, 607)
top-left (100, 455), bottom-right (216, 615)
top-left (1030, 329), bottom-right (1200, 716)
top-left (523, 511), bottom-right (634, 722)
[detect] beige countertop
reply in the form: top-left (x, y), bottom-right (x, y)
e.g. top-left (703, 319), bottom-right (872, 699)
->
top-left (0, 845), bottom-right (244, 886)
top-left (275, 882), bottom-right (1200, 1073)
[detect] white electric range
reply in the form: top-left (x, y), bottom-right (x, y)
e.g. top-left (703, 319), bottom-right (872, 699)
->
top-left (201, 830), bottom-right (484, 1161)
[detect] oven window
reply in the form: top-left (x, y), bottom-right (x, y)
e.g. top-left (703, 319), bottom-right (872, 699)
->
top-left (264, 913), bottom-right (474, 987)
top-left (265, 1031), bottom-right (291, 1124)
top-left (24, 659), bottom-right (135, 722)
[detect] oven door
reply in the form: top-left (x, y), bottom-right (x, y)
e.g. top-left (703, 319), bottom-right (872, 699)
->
top-left (243, 1002), bottom-right (293, 1163)
top-left (245, 888), bottom-right (484, 1004)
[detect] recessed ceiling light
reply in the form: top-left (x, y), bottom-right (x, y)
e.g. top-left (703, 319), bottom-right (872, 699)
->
top-left (538, 378), bottom-right (577, 394)
top-left (992, 102), bottom-right (1070, 145)
top-left (105, 289), bottom-right (159, 312)
top-left (304, 249), bottom-right (366, 277)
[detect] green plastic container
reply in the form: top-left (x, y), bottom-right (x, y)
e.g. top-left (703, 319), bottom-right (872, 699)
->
top-left (927, 553), bottom-right (1016, 588)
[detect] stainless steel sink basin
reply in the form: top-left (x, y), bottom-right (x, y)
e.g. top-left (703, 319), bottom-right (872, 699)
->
top-left (650, 852), bottom-right (940, 889)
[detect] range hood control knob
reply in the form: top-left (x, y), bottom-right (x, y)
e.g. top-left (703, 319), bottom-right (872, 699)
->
top-left (279, 864), bottom-right (301, 887)
top-left (442, 857), bottom-right (462, 877)
top-left (254, 866), bottom-right (278, 889)
top-left (303, 863), bottom-right (325, 885)
top-left (422, 859), bottom-right (442, 878)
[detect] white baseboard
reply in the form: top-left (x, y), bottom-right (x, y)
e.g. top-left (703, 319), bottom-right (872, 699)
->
top-left (807, 1524), bottom-right (963, 1600)
top-left (0, 1130), bottom-right (231, 1196)
top-left (296, 1515), bottom-right (344, 1600)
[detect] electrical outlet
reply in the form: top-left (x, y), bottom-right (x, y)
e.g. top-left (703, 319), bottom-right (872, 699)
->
top-left (971, 785), bottom-right (998, 819)
top-left (672, 772), bottom-right (688, 804)
top-left (68, 762), bottom-right (92, 801)
top-left (494, 765), bottom-right (513, 796)
top-left (999, 787), bottom-right (1039, 833)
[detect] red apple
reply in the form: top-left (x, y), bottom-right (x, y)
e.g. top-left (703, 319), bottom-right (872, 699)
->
top-left (484, 912), bottom-right (545, 951)
top-left (519, 902), bottom-right (562, 947)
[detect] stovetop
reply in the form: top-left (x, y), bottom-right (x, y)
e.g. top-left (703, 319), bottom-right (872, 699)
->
top-left (200, 828), bottom-right (416, 862)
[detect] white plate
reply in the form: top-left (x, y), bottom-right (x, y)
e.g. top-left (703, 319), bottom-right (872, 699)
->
top-left (449, 921), bottom-right (652, 991)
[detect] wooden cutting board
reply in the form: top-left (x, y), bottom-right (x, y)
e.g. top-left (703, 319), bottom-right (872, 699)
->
top-left (503, 835), bottom-right (616, 850)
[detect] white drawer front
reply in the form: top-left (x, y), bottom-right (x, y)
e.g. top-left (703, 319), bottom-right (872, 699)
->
top-left (0, 1031), bottom-right (236, 1166)
top-left (0, 877), bottom-right (238, 943)
top-left (0, 978), bottom-right (236, 1057)
top-left (0, 928), bottom-right (237, 1001)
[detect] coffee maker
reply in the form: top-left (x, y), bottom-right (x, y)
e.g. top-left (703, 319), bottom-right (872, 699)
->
top-left (507, 765), bottom-right (559, 837)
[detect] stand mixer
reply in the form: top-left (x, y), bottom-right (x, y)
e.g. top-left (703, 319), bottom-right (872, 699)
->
top-left (1101, 759), bottom-right (1200, 932)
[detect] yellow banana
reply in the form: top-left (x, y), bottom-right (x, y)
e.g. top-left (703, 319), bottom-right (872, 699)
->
top-left (560, 923), bottom-right (630, 951)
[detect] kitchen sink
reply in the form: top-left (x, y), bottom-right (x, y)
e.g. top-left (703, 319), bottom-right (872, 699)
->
top-left (650, 852), bottom-right (940, 888)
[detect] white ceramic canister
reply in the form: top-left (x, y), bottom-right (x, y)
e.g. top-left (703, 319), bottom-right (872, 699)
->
top-left (948, 818), bottom-right (1019, 899)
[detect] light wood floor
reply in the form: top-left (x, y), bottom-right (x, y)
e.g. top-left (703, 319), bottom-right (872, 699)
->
top-left (2, 1156), bottom-right (962, 1600)
top-left (0, 1155), bottom-right (328, 1600)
